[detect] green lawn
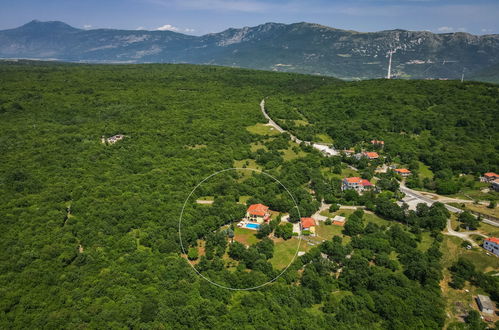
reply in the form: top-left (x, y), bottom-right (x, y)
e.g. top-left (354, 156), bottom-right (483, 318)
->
top-left (417, 232), bottom-right (433, 252)
top-left (234, 227), bottom-right (260, 246)
top-left (233, 159), bottom-right (261, 180)
top-left (249, 141), bottom-right (268, 152)
top-left (269, 237), bottom-right (307, 269)
top-left (238, 195), bottom-right (251, 204)
top-left (440, 235), bottom-right (499, 327)
top-left (464, 203), bottom-right (499, 219)
top-left (281, 146), bottom-right (307, 161)
top-left (441, 236), bottom-right (499, 273)
top-left (246, 123), bottom-right (281, 136)
top-left (290, 119), bottom-right (309, 126)
top-left (478, 222), bottom-right (499, 237)
top-left (315, 133), bottom-right (333, 144)
top-left (417, 161), bottom-right (434, 179)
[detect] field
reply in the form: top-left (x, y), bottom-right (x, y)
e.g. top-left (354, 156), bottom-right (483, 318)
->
top-left (246, 123), bottom-right (281, 136)
top-left (440, 236), bottom-right (499, 327)
top-left (269, 237), bottom-right (308, 269)
top-left (234, 227), bottom-right (260, 246)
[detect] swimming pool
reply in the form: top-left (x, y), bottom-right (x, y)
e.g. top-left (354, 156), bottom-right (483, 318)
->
top-left (245, 223), bottom-right (261, 230)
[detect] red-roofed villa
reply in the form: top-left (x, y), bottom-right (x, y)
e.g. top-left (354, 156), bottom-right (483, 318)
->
top-left (300, 217), bottom-right (316, 234)
top-left (342, 177), bottom-right (373, 192)
top-left (246, 204), bottom-right (271, 223)
top-left (394, 168), bottom-right (412, 177)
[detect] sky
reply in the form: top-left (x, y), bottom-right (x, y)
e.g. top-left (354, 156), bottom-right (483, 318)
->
top-left (0, 0), bottom-right (498, 35)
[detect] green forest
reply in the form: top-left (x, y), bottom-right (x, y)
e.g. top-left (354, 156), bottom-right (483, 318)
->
top-left (0, 61), bottom-right (497, 329)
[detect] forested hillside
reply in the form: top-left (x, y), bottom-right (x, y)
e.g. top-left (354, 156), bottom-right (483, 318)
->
top-left (0, 61), bottom-right (496, 328)
top-left (267, 79), bottom-right (499, 195)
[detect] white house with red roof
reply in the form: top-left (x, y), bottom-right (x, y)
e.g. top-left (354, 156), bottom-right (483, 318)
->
top-left (394, 168), bottom-right (412, 177)
top-left (300, 217), bottom-right (316, 234)
top-left (484, 237), bottom-right (499, 256)
top-left (246, 204), bottom-right (271, 223)
top-left (370, 140), bottom-right (384, 147)
top-left (481, 172), bottom-right (499, 182)
top-left (342, 177), bottom-right (373, 192)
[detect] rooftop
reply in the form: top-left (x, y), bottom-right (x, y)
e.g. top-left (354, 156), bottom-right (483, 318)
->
top-left (247, 203), bottom-right (269, 217)
top-left (485, 237), bottom-right (499, 244)
top-left (300, 217), bottom-right (316, 228)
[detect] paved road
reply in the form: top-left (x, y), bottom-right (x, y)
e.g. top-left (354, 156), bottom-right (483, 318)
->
top-left (400, 184), bottom-right (499, 227)
top-left (445, 217), bottom-right (488, 247)
top-left (260, 99), bottom-right (338, 156)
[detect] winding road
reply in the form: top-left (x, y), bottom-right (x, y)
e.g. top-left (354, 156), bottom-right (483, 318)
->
top-left (260, 99), bottom-right (338, 156)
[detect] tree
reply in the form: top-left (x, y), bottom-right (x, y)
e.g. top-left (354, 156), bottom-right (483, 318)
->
top-left (255, 237), bottom-right (274, 259)
top-left (465, 310), bottom-right (487, 330)
top-left (329, 203), bottom-right (340, 213)
top-left (275, 223), bottom-right (293, 240)
top-left (256, 223), bottom-right (272, 239)
top-left (187, 247), bottom-right (199, 260)
top-left (228, 241), bottom-right (246, 260)
top-left (458, 211), bottom-right (480, 230)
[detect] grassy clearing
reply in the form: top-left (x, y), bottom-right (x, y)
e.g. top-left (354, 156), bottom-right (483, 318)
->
top-left (440, 236), bottom-right (499, 327)
top-left (281, 146), bottom-right (307, 161)
top-left (316, 222), bottom-right (344, 240)
top-left (417, 161), bottom-right (434, 179)
top-left (238, 195), bottom-right (251, 204)
top-left (451, 183), bottom-right (499, 202)
top-left (464, 203), bottom-right (499, 219)
top-left (291, 119), bottom-right (310, 127)
top-left (363, 212), bottom-right (392, 227)
top-left (249, 141), bottom-right (268, 153)
top-left (246, 123), bottom-right (281, 136)
top-left (315, 133), bottom-right (333, 144)
top-left (233, 159), bottom-right (261, 181)
top-left (478, 222), bottom-right (499, 237)
top-left (417, 232), bottom-right (433, 252)
top-left (234, 227), bottom-right (259, 246)
top-left (269, 237), bottom-right (308, 269)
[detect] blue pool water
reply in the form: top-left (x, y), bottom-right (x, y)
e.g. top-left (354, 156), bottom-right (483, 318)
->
top-left (245, 223), bottom-right (261, 229)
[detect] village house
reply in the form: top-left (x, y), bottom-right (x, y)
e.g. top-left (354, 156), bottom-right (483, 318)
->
top-left (355, 152), bottom-right (379, 160)
top-left (476, 295), bottom-right (495, 315)
top-left (246, 204), bottom-right (271, 223)
top-left (370, 140), bottom-right (384, 147)
top-left (332, 215), bottom-right (346, 226)
top-left (102, 134), bottom-right (125, 144)
top-left (300, 217), bottom-right (316, 234)
top-left (483, 237), bottom-right (499, 256)
top-left (342, 177), bottom-right (373, 192)
top-left (481, 172), bottom-right (499, 182)
top-left (394, 168), bottom-right (412, 177)
top-left (364, 152), bottom-right (379, 160)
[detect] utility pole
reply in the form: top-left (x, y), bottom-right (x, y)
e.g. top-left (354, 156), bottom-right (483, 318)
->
top-left (387, 50), bottom-right (394, 79)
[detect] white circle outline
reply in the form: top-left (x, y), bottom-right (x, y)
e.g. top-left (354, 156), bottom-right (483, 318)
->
top-left (178, 167), bottom-right (302, 290)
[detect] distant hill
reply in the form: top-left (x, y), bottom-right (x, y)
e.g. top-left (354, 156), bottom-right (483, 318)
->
top-left (1, 20), bottom-right (499, 80)
top-left (469, 63), bottom-right (499, 83)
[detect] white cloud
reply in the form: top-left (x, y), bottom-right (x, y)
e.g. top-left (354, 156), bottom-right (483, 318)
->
top-left (83, 24), bottom-right (92, 29)
top-left (437, 26), bottom-right (454, 32)
top-left (136, 26), bottom-right (146, 30)
top-left (156, 24), bottom-right (180, 31)
top-left (184, 28), bottom-right (195, 33)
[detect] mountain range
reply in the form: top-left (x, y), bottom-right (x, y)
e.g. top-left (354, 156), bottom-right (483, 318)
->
top-left (1, 20), bottom-right (499, 81)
